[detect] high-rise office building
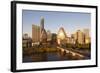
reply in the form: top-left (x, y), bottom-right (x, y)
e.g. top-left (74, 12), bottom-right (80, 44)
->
top-left (40, 16), bottom-right (44, 33)
top-left (84, 29), bottom-right (90, 37)
top-left (76, 30), bottom-right (84, 44)
top-left (83, 29), bottom-right (91, 44)
top-left (32, 24), bottom-right (40, 43)
top-left (40, 16), bottom-right (47, 43)
top-left (32, 17), bottom-right (47, 44)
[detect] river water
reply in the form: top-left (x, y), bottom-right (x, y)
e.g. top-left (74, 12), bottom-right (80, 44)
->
top-left (23, 51), bottom-right (89, 63)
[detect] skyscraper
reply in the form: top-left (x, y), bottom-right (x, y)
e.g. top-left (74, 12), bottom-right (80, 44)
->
top-left (40, 16), bottom-right (44, 33)
top-left (57, 27), bottom-right (67, 45)
top-left (84, 29), bottom-right (90, 38)
top-left (76, 30), bottom-right (84, 44)
top-left (40, 17), bottom-right (47, 43)
top-left (83, 29), bottom-right (91, 44)
top-left (32, 17), bottom-right (47, 44)
top-left (32, 24), bottom-right (40, 43)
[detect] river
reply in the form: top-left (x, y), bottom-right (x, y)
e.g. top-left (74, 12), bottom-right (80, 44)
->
top-left (23, 51), bottom-right (89, 63)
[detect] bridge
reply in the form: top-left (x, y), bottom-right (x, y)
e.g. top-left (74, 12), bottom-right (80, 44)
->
top-left (57, 46), bottom-right (85, 59)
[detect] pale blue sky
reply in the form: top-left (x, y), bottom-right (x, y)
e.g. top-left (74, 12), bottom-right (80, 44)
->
top-left (22, 10), bottom-right (91, 37)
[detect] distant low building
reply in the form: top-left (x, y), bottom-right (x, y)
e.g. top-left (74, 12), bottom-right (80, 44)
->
top-left (47, 30), bottom-right (52, 42)
top-left (51, 33), bottom-right (57, 44)
top-left (22, 34), bottom-right (32, 48)
top-left (67, 37), bottom-right (75, 44)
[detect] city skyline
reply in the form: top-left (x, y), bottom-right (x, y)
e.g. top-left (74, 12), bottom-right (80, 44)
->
top-left (22, 10), bottom-right (91, 37)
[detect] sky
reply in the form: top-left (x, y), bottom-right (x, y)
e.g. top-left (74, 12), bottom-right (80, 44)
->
top-left (22, 10), bottom-right (91, 37)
